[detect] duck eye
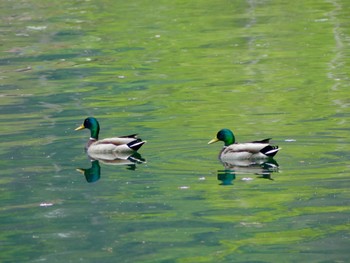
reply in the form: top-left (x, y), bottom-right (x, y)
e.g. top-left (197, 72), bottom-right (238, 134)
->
top-left (217, 131), bottom-right (223, 140)
top-left (84, 119), bottom-right (90, 126)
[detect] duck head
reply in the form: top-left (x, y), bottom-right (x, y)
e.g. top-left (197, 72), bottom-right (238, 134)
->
top-left (75, 117), bottom-right (100, 140)
top-left (208, 129), bottom-right (235, 146)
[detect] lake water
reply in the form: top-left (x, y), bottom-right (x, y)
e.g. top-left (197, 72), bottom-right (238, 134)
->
top-left (1, 0), bottom-right (350, 262)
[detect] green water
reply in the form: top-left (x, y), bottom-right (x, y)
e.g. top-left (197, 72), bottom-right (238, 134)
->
top-left (1, 0), bottom-right (350, 262)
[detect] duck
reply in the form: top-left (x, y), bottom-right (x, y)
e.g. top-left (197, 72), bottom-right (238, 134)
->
top-left (208, 128), bottom-right (280, 160)
top-left (75, 117), bottom-right (146, 154)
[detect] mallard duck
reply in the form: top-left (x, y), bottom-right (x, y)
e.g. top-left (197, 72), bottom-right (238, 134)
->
top-left (208, 128), bottom-right (279, 160)
top-left (75, 117), bottom-right (146, 154)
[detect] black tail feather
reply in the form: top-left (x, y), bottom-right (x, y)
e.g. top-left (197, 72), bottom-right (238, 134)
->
top-left (127, 139), bottom-right (146, 151)
top-left (260, 145), bottom-right (279, 157)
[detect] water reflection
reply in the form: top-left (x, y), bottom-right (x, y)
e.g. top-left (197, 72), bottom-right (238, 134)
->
top-left (76, 152), bottom-right (146, 183)
top-left (217, 158), bottom-right (279, 185)
top-left (77, 160), bottom-right (101, 183)
top-left (217, 170), bottom-right (236, 185)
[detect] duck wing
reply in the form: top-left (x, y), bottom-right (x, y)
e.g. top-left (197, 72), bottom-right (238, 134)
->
top-left (251, 138), bottom-right (271, 144)
top-left (225, 142), bottom-right (269, 153)
top-left (89, 138), bottom-right (146, 154)
top-left (97, 137), bottom-right (138, 146)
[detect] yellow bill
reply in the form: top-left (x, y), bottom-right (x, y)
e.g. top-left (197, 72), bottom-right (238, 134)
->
top-left (208, 137), bottom-right (219, 144)
top-left (75, 124), bottom-right (85, 131)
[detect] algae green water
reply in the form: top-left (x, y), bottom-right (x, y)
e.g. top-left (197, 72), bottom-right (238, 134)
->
top-left (1, 0), bottom-right (350, 262)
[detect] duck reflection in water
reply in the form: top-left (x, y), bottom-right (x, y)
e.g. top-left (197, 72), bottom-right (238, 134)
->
top-left (76, 152), bottom-right (146, 183)
top-left (217, 158), bottom-right (279, 185)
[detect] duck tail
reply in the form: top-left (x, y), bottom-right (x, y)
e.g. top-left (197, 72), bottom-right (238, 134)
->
top-left (260, 145), bottom-right (280, 157)
top-left (127, 139), bottom-right (146, 151)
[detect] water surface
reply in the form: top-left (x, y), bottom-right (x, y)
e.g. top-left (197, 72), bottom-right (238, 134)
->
top-left (1, 0), bottom-right (350, 262)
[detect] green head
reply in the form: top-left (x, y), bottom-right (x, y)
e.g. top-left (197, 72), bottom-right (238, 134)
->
top-left (75, 117), bottom-right (100, 140)
top-left (208, 128), bottom-right (235, 146)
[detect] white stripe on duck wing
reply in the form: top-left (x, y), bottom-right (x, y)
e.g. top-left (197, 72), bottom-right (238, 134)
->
top-left (208, 128), bottom-right (280, 160)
